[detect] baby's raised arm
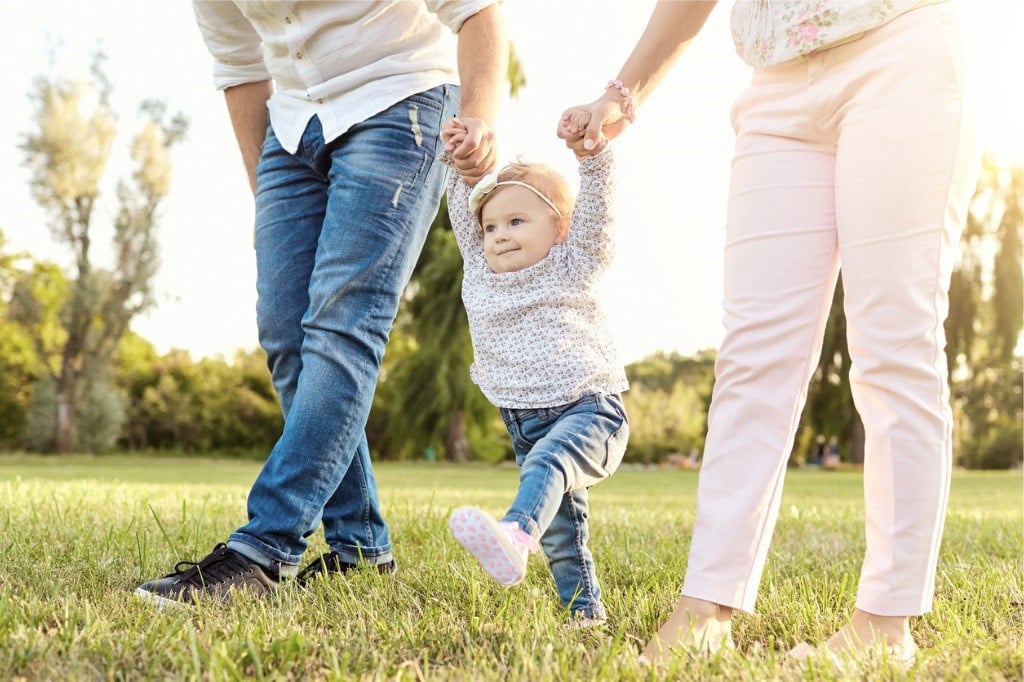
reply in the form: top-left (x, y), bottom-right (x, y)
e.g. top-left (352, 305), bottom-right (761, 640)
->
top-left (565, 146), bottom-right (616, 278)
top-left (442, 139), bottom-right (486, 262)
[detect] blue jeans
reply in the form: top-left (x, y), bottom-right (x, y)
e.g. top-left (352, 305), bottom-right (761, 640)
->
top-left (500, 393), bottom-right (629, 619)
top-left (227, 85), bottom-right (457, 570)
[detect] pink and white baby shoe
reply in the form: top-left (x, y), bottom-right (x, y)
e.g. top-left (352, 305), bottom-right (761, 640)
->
top-left (448, 506), bottom-right (537, 586)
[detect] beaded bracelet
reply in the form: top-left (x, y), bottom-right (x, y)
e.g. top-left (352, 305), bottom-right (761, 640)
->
top-left (606, 79), bottom-right (636, 123)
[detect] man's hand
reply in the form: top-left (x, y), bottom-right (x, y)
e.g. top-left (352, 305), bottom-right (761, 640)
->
top-left (445, 117), bottom-right (497, 186)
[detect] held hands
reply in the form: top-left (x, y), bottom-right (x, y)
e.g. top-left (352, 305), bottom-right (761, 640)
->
top-left (442, 117), bottom-right (498, 186)
top-left (557, 90), bottom-right (633, 159)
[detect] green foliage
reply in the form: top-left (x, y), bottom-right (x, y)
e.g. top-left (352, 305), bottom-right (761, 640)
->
top-left (620, 351), bottom-right (715, 463)
top-left (797, 278), bottom-right (864, 465)
top-left (73, 372), bottom-right (126, 454)
top-left (507, 43), bottom-right (527, 99)
top-left (118, 348), bottom-right (282, 454)
top-left (0, 231), bottom-right (40, 447)
top-left (22, 344), bottom-right (125, 454)
top-left (963, 421), bottom-right (1024, 471)
top-left (21, 375), bottom-right (56, 452)
top-left (945, 158), bottom-right (1024, 469)
top-left (990, 166), bottom-right (1023, 363)
top-left (0, 324), bottom-right (36, 447)
top-left (953, 354), bottom-right (1023, 469)
top-left (7, 260), bottom-right (70, 377)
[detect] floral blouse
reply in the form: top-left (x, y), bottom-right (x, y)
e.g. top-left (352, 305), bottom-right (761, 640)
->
top-left (444, 147), bottom-right (628, 409)
top-left (731, 0), bottom-right (937, 67)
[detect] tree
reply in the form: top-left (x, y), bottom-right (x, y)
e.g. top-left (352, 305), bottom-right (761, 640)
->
top-left (799, 278), bottom-right (865, 464)
top-left (797, 158), bottom-right (1023, 468)
top-left (945, 158), bottom-right (1023, 468)
top-left (0, 231), bottom-right (42, 448)
top-left (18, 52), bottom-right (188, 453)
top-left (990, 166), bottom-right (1023, 364)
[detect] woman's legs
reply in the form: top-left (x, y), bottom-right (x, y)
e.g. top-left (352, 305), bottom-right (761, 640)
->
top-left (827, 0), bottom-right (976, 620)
top-left (818, 1), bottom-right (976, 653)
top-left (645, 2), bottom-right (977, 662)
top-left (646, 58), bottom-right (840, 660)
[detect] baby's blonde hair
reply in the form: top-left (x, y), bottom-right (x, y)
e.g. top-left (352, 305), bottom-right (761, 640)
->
top-left (476, 160), bottom-right (575, 227)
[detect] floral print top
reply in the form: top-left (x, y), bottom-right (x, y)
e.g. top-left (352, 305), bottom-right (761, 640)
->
top-left (731, 0), bottom-right (933, 67)
top-left (444, 147), bottom-right (628, 409)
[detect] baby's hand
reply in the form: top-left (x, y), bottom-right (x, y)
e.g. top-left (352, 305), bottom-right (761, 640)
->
top-left (441, 117), bottom-right (468, 151)
top-left (559, 108), bottom-right (605, 160)
top-left (560, 108), bottom-right (591, 138)
top-left (442, 116), bottom-right (498, 186)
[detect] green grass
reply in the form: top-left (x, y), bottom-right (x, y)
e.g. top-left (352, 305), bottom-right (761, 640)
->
top-left (0, 454), bottom-right (1020, 681)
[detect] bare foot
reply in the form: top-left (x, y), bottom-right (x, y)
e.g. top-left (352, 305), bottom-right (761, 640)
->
top-left (828, 610), bottom-right (909, 649)
top-left (639, 596), bottom-right (734, 666)
top-left (790, 609), bottom-right (916, 668)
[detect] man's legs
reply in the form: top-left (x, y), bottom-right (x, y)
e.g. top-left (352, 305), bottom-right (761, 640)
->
top-left (231, 87), bottom-right (456, 569)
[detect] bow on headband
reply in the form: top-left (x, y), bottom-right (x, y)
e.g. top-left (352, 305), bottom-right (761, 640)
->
top-left (468, 171), bottom-right (563, 219)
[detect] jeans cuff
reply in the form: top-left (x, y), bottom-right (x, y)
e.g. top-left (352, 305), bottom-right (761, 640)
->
top-left (570, 604), bottom-right (607, 621)
top-left (501, 512), bottom-right (541, 542)
top-left (226, 538), bottom-right (298, 578)
top-left (328, 544), bottom-right (394, 566)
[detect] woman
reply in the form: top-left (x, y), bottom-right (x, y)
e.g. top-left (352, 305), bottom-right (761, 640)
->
top-left (558, 0), bottom-right (978, 666)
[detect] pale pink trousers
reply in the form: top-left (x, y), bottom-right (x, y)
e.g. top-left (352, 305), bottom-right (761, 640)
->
top-left (682, 2), bottom-right (978, 617)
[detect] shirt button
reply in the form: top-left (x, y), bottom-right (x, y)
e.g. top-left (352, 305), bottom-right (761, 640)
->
top-left (317, 99), bottom-right (324, 104)
top-left (296, 52), bottom-right (302, 59)
top-left (284, 16), bottom-right (292, 24)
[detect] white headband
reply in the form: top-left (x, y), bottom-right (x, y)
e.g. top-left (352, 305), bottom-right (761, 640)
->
top-left (468, 171), bottom-right (562, 219)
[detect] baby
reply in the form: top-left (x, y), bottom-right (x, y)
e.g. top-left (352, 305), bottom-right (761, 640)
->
top-left (441, 118), bottom-right (629, 627)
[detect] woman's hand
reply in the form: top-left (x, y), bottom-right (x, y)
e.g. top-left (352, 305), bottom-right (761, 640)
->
top-left (557, 93), bottom-right (632, 157)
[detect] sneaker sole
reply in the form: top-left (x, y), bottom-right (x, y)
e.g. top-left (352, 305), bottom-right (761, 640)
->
top-left (135, 587), bottom-right (193, 610)
top-left (448, 507), bottom-right (525, 586)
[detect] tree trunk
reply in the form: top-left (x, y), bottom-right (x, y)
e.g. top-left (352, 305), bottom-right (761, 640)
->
top-left (851, 415), bottom-right (865, 464)
top-left (445, 410), bottom-right (472, 462)
top-left (54, 371), bottom-right (76, 453)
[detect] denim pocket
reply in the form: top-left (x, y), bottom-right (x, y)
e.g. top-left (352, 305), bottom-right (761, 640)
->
top-left (597, 393), bottom-right (629, 475)
top-left (404, 90), bottom-right (445, 115)
top-left (603, 418), bottom-right (629, 476)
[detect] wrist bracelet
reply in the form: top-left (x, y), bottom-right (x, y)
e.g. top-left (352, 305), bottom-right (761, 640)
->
top-left (606, 79), bottom-right (636, 123)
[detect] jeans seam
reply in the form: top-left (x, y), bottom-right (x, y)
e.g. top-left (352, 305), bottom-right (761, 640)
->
top-left (568, 492), bottom-right (597, 606)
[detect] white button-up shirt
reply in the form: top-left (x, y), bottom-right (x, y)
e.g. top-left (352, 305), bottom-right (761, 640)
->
top-left (192, 1), bottom-right (497, 153)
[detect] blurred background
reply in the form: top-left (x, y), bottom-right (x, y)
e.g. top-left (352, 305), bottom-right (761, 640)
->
top-left (0, 1), bottom-right (1019, 469)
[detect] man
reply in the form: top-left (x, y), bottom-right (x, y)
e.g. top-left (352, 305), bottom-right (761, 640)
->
top-left (137, 0), bottom-right (506, 606)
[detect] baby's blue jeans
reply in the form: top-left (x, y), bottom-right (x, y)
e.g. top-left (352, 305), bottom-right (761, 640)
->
top-left (500, 393), bottom-right (629, 619)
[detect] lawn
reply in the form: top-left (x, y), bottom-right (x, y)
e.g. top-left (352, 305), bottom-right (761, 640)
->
top-left (0, 455), bottom-right (1020, 681)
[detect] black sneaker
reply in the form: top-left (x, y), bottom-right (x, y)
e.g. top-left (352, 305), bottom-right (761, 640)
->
top-left (295, 552), bottom-right (397, 587)
top-left (135, 543), bottom-right (279, 607)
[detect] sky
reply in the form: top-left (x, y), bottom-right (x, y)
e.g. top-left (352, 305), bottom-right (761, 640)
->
top-left (1, 1), bottom-right (1021, 364)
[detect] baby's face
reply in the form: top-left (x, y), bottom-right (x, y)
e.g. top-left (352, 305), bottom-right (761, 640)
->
top-left (480, 186), bottom-right (566, 273)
